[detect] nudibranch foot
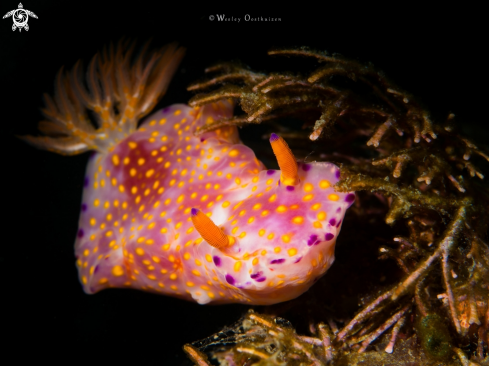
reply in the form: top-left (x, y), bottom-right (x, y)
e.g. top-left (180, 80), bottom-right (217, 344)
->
top-left (25, 43), bottom-right (355, 305)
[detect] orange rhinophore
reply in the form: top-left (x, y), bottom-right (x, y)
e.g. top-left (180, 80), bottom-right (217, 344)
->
top-left (191, 208), bottom-right (230, 249)
top-left (270, 133), bottom-right (299, 185)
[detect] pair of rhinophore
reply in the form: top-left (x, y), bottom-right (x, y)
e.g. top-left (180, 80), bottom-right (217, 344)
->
top-left (191, 133), bottom-right (299, 250)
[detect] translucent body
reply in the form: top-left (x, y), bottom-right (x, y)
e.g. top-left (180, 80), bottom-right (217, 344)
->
top-left (75, 100), bottom-right (354, 304)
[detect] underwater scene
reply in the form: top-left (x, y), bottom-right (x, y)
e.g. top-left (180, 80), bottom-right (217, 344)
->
top-left (3, 2), bottom-right (488, 365)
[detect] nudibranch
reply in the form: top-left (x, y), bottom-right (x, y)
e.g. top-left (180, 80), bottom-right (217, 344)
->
top-left (23, 42), bottom-right (354, 305)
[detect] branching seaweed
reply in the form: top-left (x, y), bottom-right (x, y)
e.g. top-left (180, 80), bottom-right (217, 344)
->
top-left (185, 47), bottom-right (488, 365)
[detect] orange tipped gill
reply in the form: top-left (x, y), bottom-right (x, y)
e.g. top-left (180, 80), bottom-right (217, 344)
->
top-left (190, 208), bottom-right (229, 249)
top-left (269, 133), bottom-right (299, 185)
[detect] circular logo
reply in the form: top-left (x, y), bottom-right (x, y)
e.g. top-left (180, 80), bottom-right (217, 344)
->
top-left (13, 9), bottom-right (28, 27)
top-left (209, 15), bottom-right (214, 21)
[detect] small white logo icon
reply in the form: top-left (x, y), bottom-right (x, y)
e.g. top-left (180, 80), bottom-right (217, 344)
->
top-left (3, 3), bottom-right (37, 31)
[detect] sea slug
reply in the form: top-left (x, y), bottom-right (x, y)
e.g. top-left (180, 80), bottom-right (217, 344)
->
top-left (23, 42), bottom-right (354, 304)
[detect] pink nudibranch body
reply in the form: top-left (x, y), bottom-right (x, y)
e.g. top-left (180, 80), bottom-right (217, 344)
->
top-left (25, 43), bottom-right (354, 305)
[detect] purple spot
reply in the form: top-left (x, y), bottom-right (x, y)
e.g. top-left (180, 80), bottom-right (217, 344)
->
top-left (294, 256), bottom-right (302, 263)
top-left (190, 208), bottom-right (198, 216)
top-left (345, 193), bottom-right (355, 203)
top-left (200, 138), bottom-right (205, 142)
top-left (250, 271), bottom-right (263, 279)
top-left (270, 133), bottom-right (280, 142)
top-left (77, 228), bottom-right (84, 238)
top-left (336, 207), bottom-right (342, 213)
top-left (314, 240), bottom-right (321, 246)
top-left (81, 203), bottom-right (87, 212)
top-left (163, 107), bottom-right (170, 112)
top-left (307, 234), bottom-right (319, 246)
top-left (225, 274), bottom-right (235, 285)
top-left (278, 180), bottom-right (281, 186)
top-left (267, 170), bottom-right (276, 175)
top-left (325, 233), bottom-right (334, 241)
top-left (90, 287), bottom-right (95, 292)
top-left (256, 277), bottom-right (267, 282)
top-left (83, 177), bottom-right (89, 187)
top-left (335, 170), bottom-right (341, 179)
top-left (270, 258), bottom-right (285, 264)
top-left (329, 218), bottom-right (336, 226)
top-left (302, 163), bottom-right (311, 171)
top-left (105, 256), bottom-right (110, 260)
top-left (213, 256), bottom-right (221, 266)
top-left (336, 219), bottom-right (342, 228)
top-left (94, 265), bottom-right (99, 274)
top-left (286, 186), bottom-right (295, 191)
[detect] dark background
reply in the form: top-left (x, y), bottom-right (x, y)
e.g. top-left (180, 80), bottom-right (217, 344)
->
top-left (2, 2), bottom-right (487, 365)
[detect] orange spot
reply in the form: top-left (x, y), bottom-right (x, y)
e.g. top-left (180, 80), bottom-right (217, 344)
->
top-left (112, 155), bottom-right (120, 166)
top-left (319, 180), bottom-right (331, 189)
top-left (112, 265), bottom-right (124, 276)
top-left (276, 205), bottom-right (287, 213)
top-left (304, 183), bottom-right (314, 192)
top-left (287, 248), bottom-right (297, 256)
top-left (303, 194), bottom-right (314, 201)
top-left (292, 216), bottom-right (304, 224)
top-left (328, 194), bottom-right (339, 201)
